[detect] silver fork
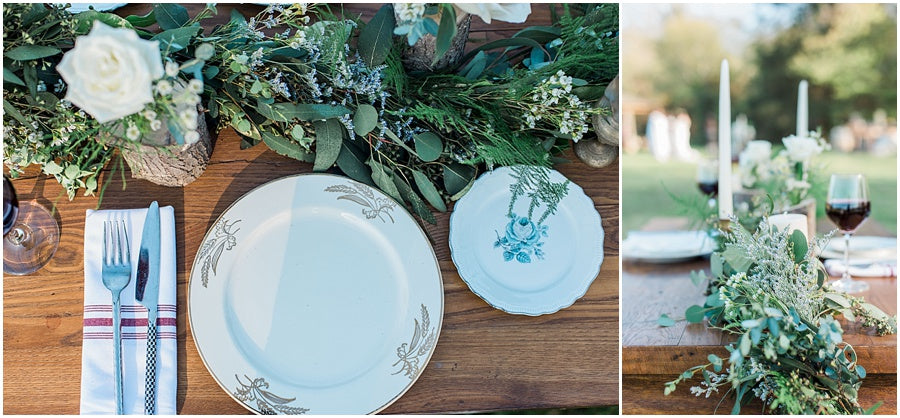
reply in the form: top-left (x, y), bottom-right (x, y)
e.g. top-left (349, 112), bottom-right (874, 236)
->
top-left (102, 219), bottom-right (131, 415)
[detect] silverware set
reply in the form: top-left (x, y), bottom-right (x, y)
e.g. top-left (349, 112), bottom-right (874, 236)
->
top-left (100, 203), bottom-right (161, 414)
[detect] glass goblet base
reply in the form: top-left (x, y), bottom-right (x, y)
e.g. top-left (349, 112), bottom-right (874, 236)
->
top-left (4, 200), bottom-right (60, 275)
top-left (829, 276), bottom-right (870, 294)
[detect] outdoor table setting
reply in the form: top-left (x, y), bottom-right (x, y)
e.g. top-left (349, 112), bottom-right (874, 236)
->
top-left (2, 3), bottom-right (618, 415)
top-left (621, 60), bottom-right (897, 414)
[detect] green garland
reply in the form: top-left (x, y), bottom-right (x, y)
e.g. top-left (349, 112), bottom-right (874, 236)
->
top-left (665, 221), bottom-right (896, 414)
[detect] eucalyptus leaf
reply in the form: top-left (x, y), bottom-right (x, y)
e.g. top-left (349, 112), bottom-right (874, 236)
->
top-left (790, 230), bottom-right (809, 263)
top-left (685, 305), bottom-right (706, 324)
top-left (43, 160), bottom-right (63, 175)
top-left (4, 45), bottom-right (61, 61)
top-left (357, 4), bottom-right (395, 67)
top-left (3, 68), bottom-right (26, 86)
top-left (394, 174), bottom-right (436, 224)
top-left (261, 131), bottom-right (314, 162)
top-left (413, 132), bottom-right (442, 162)
top-left (271, 103), bottom-right (351, 121)
top-left (657, 314), bottom-right (676, 327)
top-left (125, 10), bottom-right (157, 27)
top-left (352, 104), bottom-right (378, 136)
top-left (367, 159), bottom-right (402, 202)
top-left (153, 3), bottom-right (189, 30)
top-left (336, 140), bottom-right (373, 186)
top-left (722, 246), bottom-right (753, 273)
top-left (432, 4), bottom-right (457, 65)
top-left (412, 170), bottom-right (447, 212)
top-left (512, 26), bottom-right (562, 44)
top-left (312, 118), bottom-right (343, 171)
top-left (151, 25), bottom-right (201, 52)
top-left (74, 11), bottom-right (132, 34)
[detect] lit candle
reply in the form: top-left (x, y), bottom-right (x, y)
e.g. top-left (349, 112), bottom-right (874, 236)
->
top-left (769, 213), bottom-right (809, 240)
top-left (797, 80), bottom-right (808, 136)
top-left (718, 59), bottom-right (733, 220)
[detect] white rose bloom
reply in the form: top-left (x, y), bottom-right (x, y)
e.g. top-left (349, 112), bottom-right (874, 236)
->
top-left (782, 135), bottom-right (824, 162)
top-left (739, 140), bottom-right (772, 164)
top-left (454, 3), bottom-right (531, 24)
top-left (56, 21), bottom-right (164, 123)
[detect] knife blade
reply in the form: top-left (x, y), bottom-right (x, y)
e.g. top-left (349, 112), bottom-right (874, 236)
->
top-left (136, 201), bottom-right (160, 414)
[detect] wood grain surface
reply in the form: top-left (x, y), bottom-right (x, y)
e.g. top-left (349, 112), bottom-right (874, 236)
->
top-left (621, 218), bottom-right (897, 414)
top-left (3, 4), bottom-right (618, 414)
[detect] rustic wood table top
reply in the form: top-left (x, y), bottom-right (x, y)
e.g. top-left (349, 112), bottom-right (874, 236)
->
top-left (2, 4), bottom-right (619, 414)
top-left (621, 217), bottom-right (897, 414)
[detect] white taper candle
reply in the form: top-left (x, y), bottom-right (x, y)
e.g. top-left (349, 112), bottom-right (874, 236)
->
top-left (797, 80), bottom-right (808, 136)
top-left (718, 59), bottom-right (733, 220)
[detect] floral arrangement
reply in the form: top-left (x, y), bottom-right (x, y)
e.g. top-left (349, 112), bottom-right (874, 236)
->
top-left (3, 4), bottom-right (212, 198)
top-left (663, 220), bottom-right (896, 414)
top-left (3, 3), bottom-right (617, 221)
top-left (738, 131), bottom-right (830, 211)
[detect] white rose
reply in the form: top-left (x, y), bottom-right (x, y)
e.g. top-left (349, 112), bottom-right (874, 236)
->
top-left (782, 135), bottom-right (824, 162)
top-left (454, 3), bottom-right (531, 24)
top-left (739, 140), bottom-right (772, 164)
top-left (56, 21), bottom-right (164, 123)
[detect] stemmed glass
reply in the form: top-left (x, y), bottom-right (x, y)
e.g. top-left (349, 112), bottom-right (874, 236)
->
top-left (825, 174), bottom-right (871, 293)
top-left (696, 159), bottom-right (718, 208)
top-left (4, 176), bottom-right (60, 275)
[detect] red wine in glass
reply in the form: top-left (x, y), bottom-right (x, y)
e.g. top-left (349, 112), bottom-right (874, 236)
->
top-left (825, 199), bottom-right (871, 233)
top-left (826, 174), bottom-right (870, 293)
top-left (697, 181), bottom-right (718, 196)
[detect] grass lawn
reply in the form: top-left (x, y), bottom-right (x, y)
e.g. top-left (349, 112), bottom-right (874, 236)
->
top-left (622, 151), bottom-right (897, 236)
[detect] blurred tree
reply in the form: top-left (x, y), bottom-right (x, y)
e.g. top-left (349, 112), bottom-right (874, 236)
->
top-left (745, 4), bottom-right (897, 140)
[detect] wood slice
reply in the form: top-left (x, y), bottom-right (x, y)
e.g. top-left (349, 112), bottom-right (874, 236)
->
top-left (401, 13), bottom-right (472, 72)
top-left (119, 111), bottom-right (213, 187)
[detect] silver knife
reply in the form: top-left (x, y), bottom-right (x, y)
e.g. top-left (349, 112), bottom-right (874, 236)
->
top-left (135, 201), bottom-right (160, 415)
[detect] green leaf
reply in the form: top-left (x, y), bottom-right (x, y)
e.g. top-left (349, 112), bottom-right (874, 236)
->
top-left (261, 131), bottom-right (314, 162)
top-left (689, 270), bottom-right (707, 287)
top-left (151, 24), bottom-right (201, 52)
top-left (443, 163), bottom-right (475, 195)
top-left (413, 132), bottom-right (442, 162)
top-left (74, 11), bottom-right (133, 34)
top-left (312, 119), bottom-right (343, 171)
top-left (864, 401), bottom-right (883, 415)
top-left (513, 26), bottom-right (562, 44)
top-left (412, 170), bottom-right (447, 212)
top-left (790, 229), bottom-right (808, 263)
top-left (352, 104), bottom-right (378, 136)
top-left (462, 51), bottom-right (487, 81)
top-left (657, 314), bottom-right (675, 327)
top-left (708, 354), bottom-right (722, 372)
top-left (722, 246), bottom-right (753, 273)
top-left (4, 45), bottom-right (61, 61)
top-left (336, 140), bottom-right (373, 186)
top-left (43, 161), bottom-right (63, 175)
top-left (3, 68), bottom-right (26, 86)
top-left (432, 4), bottom-right (457, 65)
top-left (125, 10), bottom-right (157, 27)
top-left (3, 99), bottom-right (29, 126)
top-left (64, 164), bottom-right (80, 180)
top-left (458, 37), bottom-right (543, 66)
top-left (394, 174), bottom-right (436, 224)
top-left (685, 305), bottom-right (706, 324)
top-left (271, 103), bottom-right (351, 121)
top-left (203, 66), bottom-right (219, 80)
top-left (153, 3), bottom-right (189, 30)
top-left (367, 159), bottom-right (402, 202)
top-left (357, 4), bottom-right (395, 67)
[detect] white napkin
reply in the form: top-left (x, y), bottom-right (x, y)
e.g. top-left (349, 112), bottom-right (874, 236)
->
top-left (80, 207), bottom-right (177, 414)
top-left (824, 258), bottom-right (897, 278)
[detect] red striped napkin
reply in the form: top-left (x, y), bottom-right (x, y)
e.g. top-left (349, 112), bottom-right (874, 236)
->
top-left (80, 207), bottom-right (177, 414)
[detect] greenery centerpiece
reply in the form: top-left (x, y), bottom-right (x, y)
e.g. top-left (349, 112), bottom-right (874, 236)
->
top-left (3, 3), bottom-right (617, 220)
top-left (663, 219), bottom-right (896, 414)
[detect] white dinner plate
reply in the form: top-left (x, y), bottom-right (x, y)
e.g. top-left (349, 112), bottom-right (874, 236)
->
top-left (188, 174), bottom-right (443, 414)
top-left (448, 166), bottom-right (604, 316)
top-left (61, 3), bottom-right (127, 13)
top-left (622, 230), bottom-right (715, 263)
top-left (820, 235), bottom-right (897, 261)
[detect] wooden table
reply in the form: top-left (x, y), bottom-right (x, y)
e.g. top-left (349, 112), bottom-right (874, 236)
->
top-left (621, 218), bottom-right (897, 415)
top-left (2, 4), bottom-right (619, 414)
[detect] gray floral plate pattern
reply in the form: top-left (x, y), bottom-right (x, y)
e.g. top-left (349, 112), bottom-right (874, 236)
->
top-left (188, 174), bottom-right (443, 414)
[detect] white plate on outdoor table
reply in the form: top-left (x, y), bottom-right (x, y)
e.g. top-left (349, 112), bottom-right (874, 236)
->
top-left (59, 3), bottom-right (127, 13)
top-left (188, 174), bottom-right (443, 414)
top-left (820, 235), bottom-right (897, 261)
top-left (622, 230), bottom-right (715, 263)
top-left (449, 166), bottom-right (603, 316)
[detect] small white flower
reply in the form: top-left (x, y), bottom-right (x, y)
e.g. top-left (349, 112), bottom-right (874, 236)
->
top-left (184, 130), bottom-right (200, 144)
top-left (782, 134), bottom-right (824, 162)
top-left (142, 110), bottom-right (157, 121)
top-left (188, 79), bottom-right (204, 94)
top-left (150, 119), bottom-right (162, 131)
top-left (395, 3), bottom-right (426, 22)
top-left (165, 61), bottom-right (179, 77)
top-left (126, 123), bottom-right (140, 141)
top-left (195, 43), bottom-right (215, 60)
top-left (179, 108), bottom-right (198, 130)
top-left (156, 80), bottom-right (173, 95)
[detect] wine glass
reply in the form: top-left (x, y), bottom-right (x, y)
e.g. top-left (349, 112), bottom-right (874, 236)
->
top-left (825, 174), bottom-right (871, 293)
top-left (696, 159), bottom-right (718, 208)
top-left (4, 176), bottom-right (60, 275)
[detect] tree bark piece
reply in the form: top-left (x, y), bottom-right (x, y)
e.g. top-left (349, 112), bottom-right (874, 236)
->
top-left (401, 13), bottom-right (472, 72)
top-left (120, 112), bottom-right (213, 187)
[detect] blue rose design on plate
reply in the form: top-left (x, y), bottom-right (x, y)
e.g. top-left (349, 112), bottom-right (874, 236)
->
top-left (494, 213), bottom-right (549, 264)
